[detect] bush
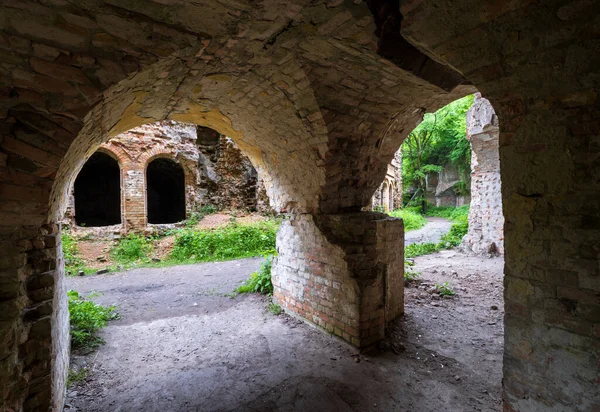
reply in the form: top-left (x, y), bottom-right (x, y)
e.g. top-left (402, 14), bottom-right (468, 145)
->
top-left (405, 242), bottom-right (441, 258)
top-left (389, 208), bottom-right (427, 231)
top-left (68, 290), bottom-right (118, 348)
top-left (237, 254), bottom-right (275, 294)
top-left (111, 234), bottom-right (152, 263)
top-left (171, 221), bottom-right (279, 262)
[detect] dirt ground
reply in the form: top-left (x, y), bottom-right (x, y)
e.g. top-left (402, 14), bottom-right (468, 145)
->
top-left (65, 249), bottom-right (504, 412)
top-left (404, 217), bottom-right (453, 245)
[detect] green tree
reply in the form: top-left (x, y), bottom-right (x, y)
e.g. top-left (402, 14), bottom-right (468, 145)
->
top-left (401, 95), bottom-right (474, 210)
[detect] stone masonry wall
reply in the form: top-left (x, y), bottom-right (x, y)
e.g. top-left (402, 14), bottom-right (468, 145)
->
top-left (273, 212), bottom-right (404, 348)
top-left (66, 122), bottom-right (269, 232)
top-left (462, 94), bottom-right (504, 255)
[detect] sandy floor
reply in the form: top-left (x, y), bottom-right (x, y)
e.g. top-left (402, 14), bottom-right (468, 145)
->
top-left (65, 249), bottom-right (504, 412)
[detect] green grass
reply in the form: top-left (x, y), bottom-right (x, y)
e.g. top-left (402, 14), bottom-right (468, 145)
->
top-left (170, 220), bottom-right (279, 263)
top-left (425, 205), bottom-right (470, 222)
top-left (62, 231), bottom-right (86, 275)
top-left (111, 234), bottom-right (153, 264)
top-left (405, 205), bottom-right (470, 258)
top-left (237, 254), bottom-right (275, 294)
top-left (389, 208), bottom-right (428, 231)
top-left (435, 282), bottom-right (456, 296)
top-left (68, 290), bottom-right (119, 349)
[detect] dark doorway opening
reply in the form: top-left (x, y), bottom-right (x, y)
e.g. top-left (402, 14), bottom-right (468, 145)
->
top-left (147, 158), bottom-right (186, 224)
top-left (74, 152), bottom-right (121, 226)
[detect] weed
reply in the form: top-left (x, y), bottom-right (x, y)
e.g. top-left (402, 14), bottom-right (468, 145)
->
top-left (405, 242), bottom-right (441, 258)
top-left (200, 204), bottom-right (217, 215)
top-left (68, 290), bottom-right (118, 349)
top-left (435, 282), bottom-right (455, 296)
top-left (67, 367), bottom-right (87, 386)
top-left (404, 259), bottom-right (420, 281)
top-left (171, 220), bottom-right (279, 263)
top-left (389, 208), bottom-right (428, 231)
top-left (62, 230), bottom-right (84, 275)
top-left (425, 205), bottom-right (470, 222)
top-left (237, 254), bottom-right (275, 294)
top-left (111, 234), bottom-right (152, 264)
top-left (269, 302), bottom-right (282, 315)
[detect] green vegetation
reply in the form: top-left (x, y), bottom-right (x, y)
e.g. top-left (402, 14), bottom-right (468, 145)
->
top-left (389, 208), bottom-right (427, 231)
top-left (403, 205), bottom-right (470, 258)
top-left (435, 282), bottom-right (456, 296)
top-left (111, 234), bottom-right (152, 264)
top-left (402, 95), bottom-right (474, 210)
top-left (425, 205), bottom-right (469, 221)
top-left (269, 302), bottom-right (282, 315)
top-left (68, 290), bottom-right (118, 348)
top-left (404, 259), bottom-right (420, 282)
top-left (67, 367), bottom-right (88, 386)
top-left (171, 220), bottom-right (279, 263)
top-left (62, 231), bottom-right (85, 275)
top-left (237, 254), bottom-right (275, 294)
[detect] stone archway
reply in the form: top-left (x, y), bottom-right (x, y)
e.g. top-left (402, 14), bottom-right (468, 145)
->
top-left (0, 1), bottom-right (597, 411)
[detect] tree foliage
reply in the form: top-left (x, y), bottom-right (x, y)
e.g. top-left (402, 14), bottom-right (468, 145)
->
top-left (401, 95), bottom-right (474, 208)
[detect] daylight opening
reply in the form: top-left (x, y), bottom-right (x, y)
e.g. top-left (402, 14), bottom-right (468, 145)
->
top-left (74, 152), bottom-right (121, 227)
top-left (147, 158), bottom-right (186, 224)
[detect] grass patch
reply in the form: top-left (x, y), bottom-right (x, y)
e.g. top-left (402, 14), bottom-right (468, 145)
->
top-left (67, 367), bottom-right (88, 386)
top-left (269, 302), bottom-right (282, 315)
top-left (171, 220), bottom-right (279, 263)
top-left (111, 234), bottom-right (152, 264)
top-left (389, 208), bottom-right (428, 231)
top-left (237, 254), bottom-right (275, 294)
top-left (62, 230), bottom-right (86, 275)
top-left (425, 205), bottom-right (470, 222)
top-left (68, 290), bottom-right (118, 349)
top-left (404, 205), bottom-right (470, 258)
top-left (435, 282), bottom-right (456, 296)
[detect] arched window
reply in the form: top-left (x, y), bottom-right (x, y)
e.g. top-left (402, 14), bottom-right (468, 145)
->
top-left (74, 152), bottom-right (121, 226)
top-left (147, 158), bottom-right (186, 224)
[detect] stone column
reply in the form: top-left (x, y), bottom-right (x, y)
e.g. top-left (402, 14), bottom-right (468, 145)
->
top-left (462, 94), bottom-right (504, 255)
top-left (272, 212), bottom-right (404, 348)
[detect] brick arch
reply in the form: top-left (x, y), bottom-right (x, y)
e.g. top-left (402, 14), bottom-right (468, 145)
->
top-left (143, 151), bottom-right (196, 222)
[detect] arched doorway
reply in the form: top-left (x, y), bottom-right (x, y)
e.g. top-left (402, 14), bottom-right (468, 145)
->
top-left (73, 152), bottom-right (121, 227)
top-left (146, 158), bottom-right (186, 224)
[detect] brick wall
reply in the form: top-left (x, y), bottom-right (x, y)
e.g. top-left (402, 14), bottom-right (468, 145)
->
top-left (273, 212), bottom-right (404, 348)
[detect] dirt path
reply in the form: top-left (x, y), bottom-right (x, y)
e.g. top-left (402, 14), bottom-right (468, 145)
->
top-left (65, 252), bottom-right (504, 412)
top-left (405, 217), bottom-right (453, 245)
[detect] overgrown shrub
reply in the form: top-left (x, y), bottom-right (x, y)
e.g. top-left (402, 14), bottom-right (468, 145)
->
top-left (68, 290), bottom-right (118, 348)
top-left (111, 234), bottom-right (152, 263)
top-left (237, 254), bottom-right (275, 294)
top-left (171, 221), bottom-right (279, 262)
top-left (389, 208), bottom-right (427, 231)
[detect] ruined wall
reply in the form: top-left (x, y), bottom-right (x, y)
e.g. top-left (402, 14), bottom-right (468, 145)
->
top-left (197, 134), bottom-right (261, 212)
top-left (462, 94), bottom-right (504, 255)
top-left (432, 163), bottom-right (471, 207)
top-left (272, 212), bottom-right (404, 348)
top-left (66, 122), bottom-right (268, 232)
top-left (372, 149), bottom-right (402, 211)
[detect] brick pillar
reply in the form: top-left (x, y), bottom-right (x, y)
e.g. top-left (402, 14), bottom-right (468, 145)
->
top-left (272, 212), bottom-right (404, 348)
top-left (0, 223), bottom-right (69, 411)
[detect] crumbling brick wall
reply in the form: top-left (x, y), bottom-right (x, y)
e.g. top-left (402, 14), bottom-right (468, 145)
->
top-left (462, 94), bottom-right (504, 255)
